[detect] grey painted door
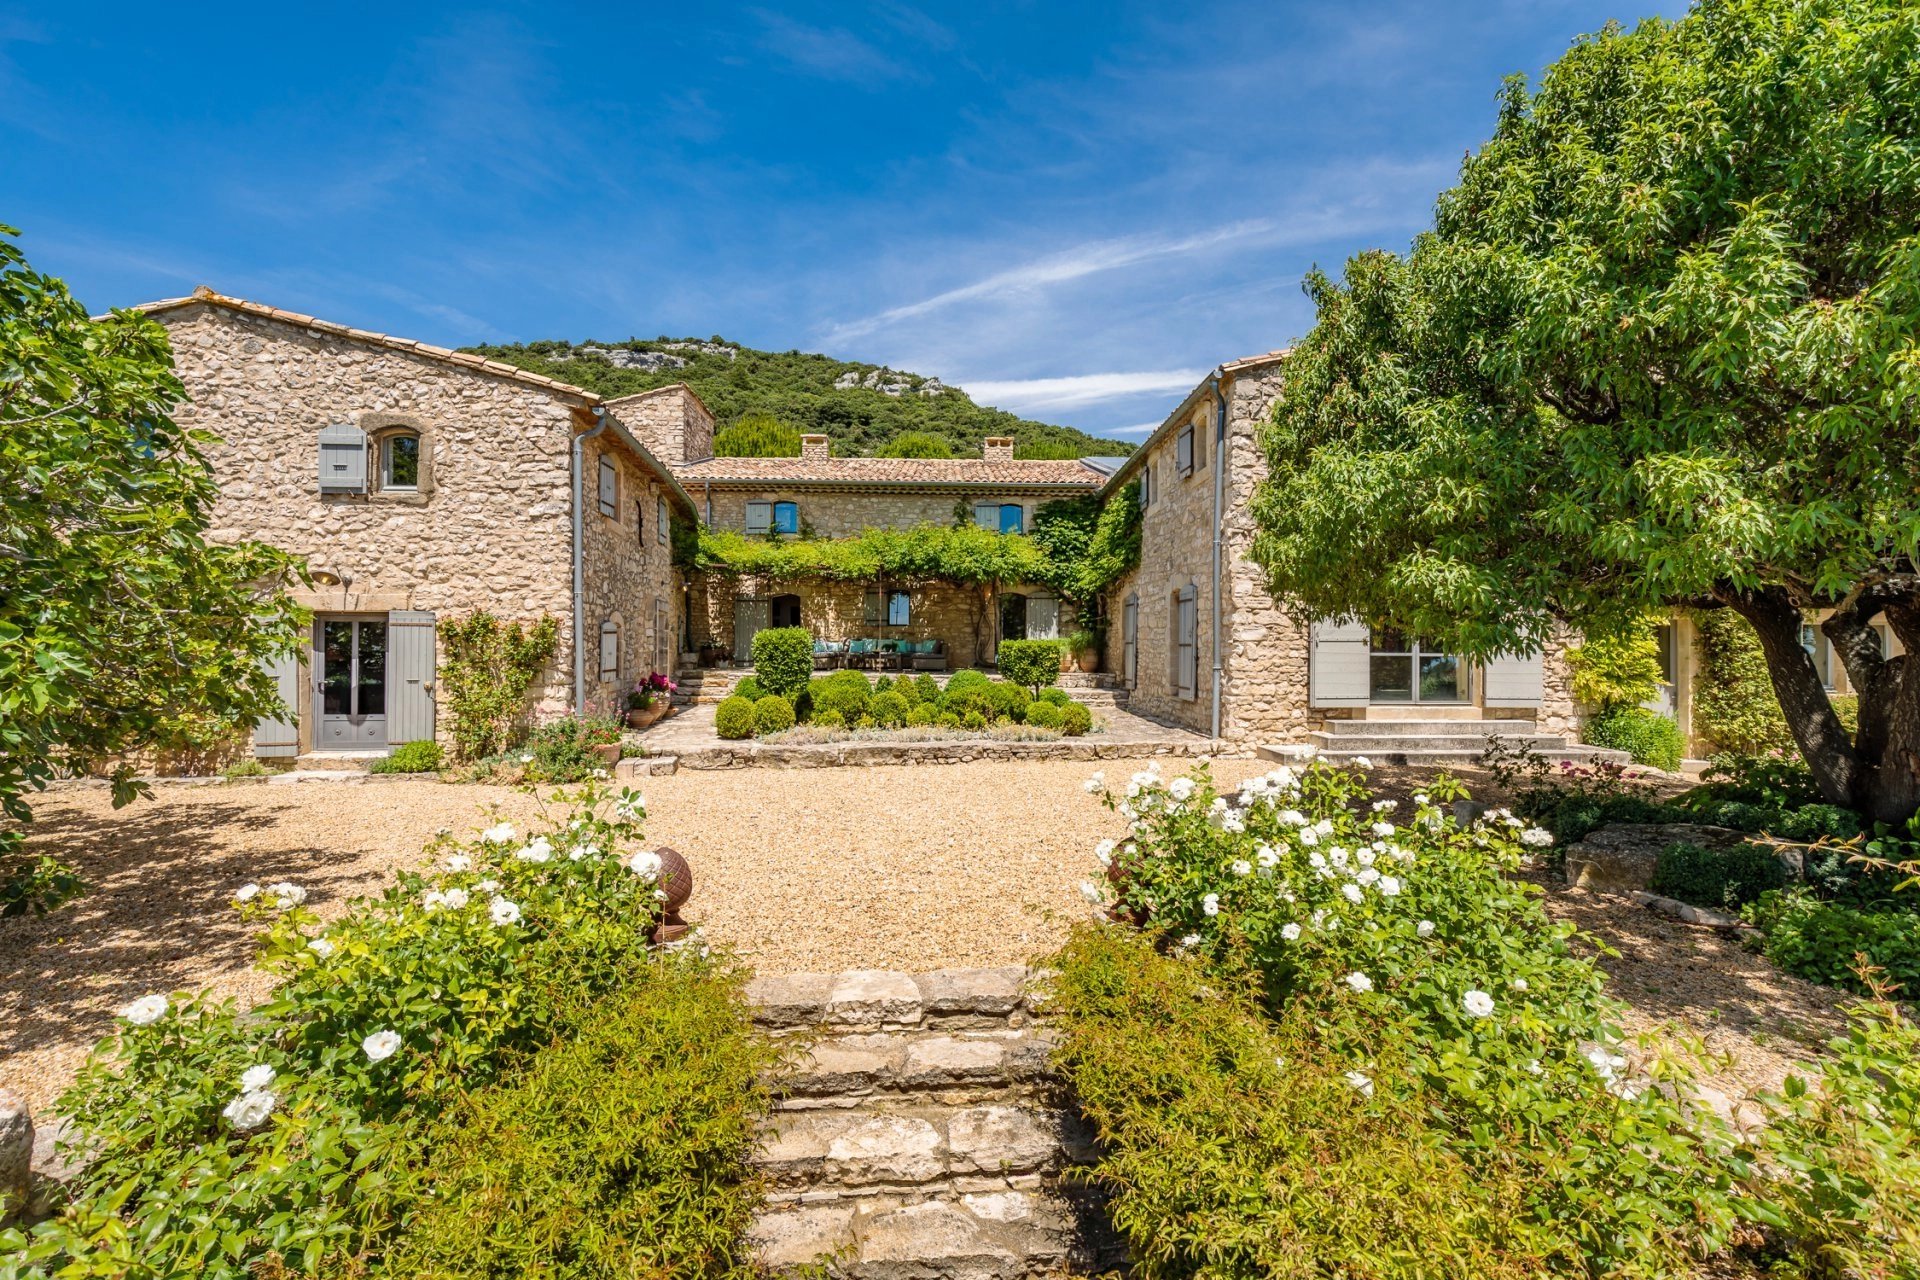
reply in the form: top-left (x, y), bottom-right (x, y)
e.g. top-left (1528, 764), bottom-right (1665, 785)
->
top-left (316, 618), bottom-right (388, 748)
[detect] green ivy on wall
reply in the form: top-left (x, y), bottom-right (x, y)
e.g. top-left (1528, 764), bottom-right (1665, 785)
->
top-left (437, 612), bottom-right (561, 762)
top-left (1691, 609), bottom-right (1797, 756)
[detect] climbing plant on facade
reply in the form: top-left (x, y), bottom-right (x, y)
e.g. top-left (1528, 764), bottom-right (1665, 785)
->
top-left (436, 612), bottom-right (560, 761)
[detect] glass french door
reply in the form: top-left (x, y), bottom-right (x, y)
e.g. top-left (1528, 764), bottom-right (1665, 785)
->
top-left (316, 618), bottom-right (388, 747)
top-left (1368, 628), bottom-right (1466, 704)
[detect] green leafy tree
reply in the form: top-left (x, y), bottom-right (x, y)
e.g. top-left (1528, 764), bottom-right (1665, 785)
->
top-left (874, 431), bottom-right (954, 459)
top-left (711, 411), bottom-right (801, 457)
top-left (0, 227), bottom-right (304, 862)
top-left (1253, 0), bottom-right (1920, 819)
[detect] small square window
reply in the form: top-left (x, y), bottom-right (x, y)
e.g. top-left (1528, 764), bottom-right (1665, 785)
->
top-left (383, 433), bottom-right (420, 490)
top-left (1175, 426), bottom-right (1194, 477)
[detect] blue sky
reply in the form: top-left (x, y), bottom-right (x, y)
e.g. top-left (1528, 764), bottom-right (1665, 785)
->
top-left (2, 1), bottom-right (1675, 441)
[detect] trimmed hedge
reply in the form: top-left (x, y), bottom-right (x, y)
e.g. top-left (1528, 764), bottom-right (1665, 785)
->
top-left (808, 670), bottom-right (871, 722)
top-left (1060, 702), bottom-right (1092, 736)
top-left (752, 694), bottom-right (795, 736)
top-left (1023, 700), bottom-right (1064, 730)
top-left (997, 638), bottom-right (1064, 693)
top-left (748, 627), bottom-right (813, 700)
top-left (1649, 841), bottom-right (1789, 909)
top-left (870, 690), bottom-right (908, 727)
top-left (369, 740), bottom-right (444, 774)
top-left (714, 696), bottom-right (755, 740)
top-left (1585, 705), bottom-right (1683, 771)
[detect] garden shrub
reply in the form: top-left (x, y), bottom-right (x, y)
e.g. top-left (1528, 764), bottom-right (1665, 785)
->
top-left (808, 670), bottom-right (871, 722)
top-left (1649, 841), bottom-right (1789, 909)
top-left (752, 694), bottom-right (795, 736)
top-left (383, 962), bottom-right (777, 1279)
top-left (940, 683), bottom-right (993, 721)
top-left (872, 675), bottom-right (893, 694)
top-left (1585, 705), bottom-right (1683, 771)
top-left (714, 696), bottom-right (755, 740)
top-left (870, 690), bottom-right (908, 727)
top-left (913, 673), bottom-right (941, 704)
top-left (962, 710), bottom-right (987, 731)
top-left (1737, 994), bottom-right (1920, 1278)
top-left (854, 715), bottom-right (876, 730)
top-left (1745, 890), bottom-right (1920, 995)
top-left (1023, 700), bottom-right (1064, 730)
top-left (222, 758), bottom-right (271, 778)
top-left (812, 709), bottom-right (846, 730)
top-left (0, 854), bottom-right (87, 918)
top-left (996, 638), bottom-right (1064, 694)
top-left (1072, 762), bottom-right (1742, 1274)
top-left (905, 703), bottom-right (937, 728)
top-left (368, 740), bottom-right (444, 775)
top-left (935, 712), bottom-right (961, 729)
top-left (748, 626), bottom-right (813, 700)
top-left (0, 784), bottom-right (693, 1277)
top-left (1059, 701), bottom-right (1092, 737)
top-left (1691, 609), bottom-right (1796, 756)
top-left (1037, 687), bottom-right (1072, 708)
top-left (944, 668), bottom-right (989, 697)
top-left (1565, 621), bottom-right (1665, 710)
top-left (524, 716), bottom-right (622, 783)
top-left (984, 680), bottom-right (1029, 723)
top-left (731, 676), bottom-right (765, 704)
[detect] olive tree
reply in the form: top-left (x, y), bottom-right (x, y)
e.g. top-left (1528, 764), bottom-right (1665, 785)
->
top-left (1252, 0), bottom-right (1920, 819)
top-left (0, 228), bottom-right (305, 855)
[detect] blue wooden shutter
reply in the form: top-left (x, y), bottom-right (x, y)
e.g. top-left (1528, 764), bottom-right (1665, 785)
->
top-left (387, 611), bottom-right (437, 743)
top-left (318, 423), bottom-right (367, 493)
top-left (253, 650), bottom-right (302, 757)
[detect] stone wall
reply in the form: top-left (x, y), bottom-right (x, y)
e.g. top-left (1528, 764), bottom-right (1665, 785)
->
top-left (157, 302), bottom-right (677, 750)
top-left (580, 437), bottom-right (684, 718)
top-left (606, 385), bottom-right (715, 468)
top-left (697, 489), bottom-right (1054, 539)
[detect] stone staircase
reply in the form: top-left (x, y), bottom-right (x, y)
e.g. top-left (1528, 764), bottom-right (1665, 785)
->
top-left (745, 968), bottom-right (1121, 1279)
top-left (1273, 716), bottom-right (1629, 768)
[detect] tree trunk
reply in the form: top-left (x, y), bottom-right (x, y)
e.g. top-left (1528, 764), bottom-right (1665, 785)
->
top-left (1727, 587), bottom-right (1920, 823)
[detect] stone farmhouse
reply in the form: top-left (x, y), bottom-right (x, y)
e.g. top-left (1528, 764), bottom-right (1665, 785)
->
top-left (145, 287), bottom-right (1592, 765)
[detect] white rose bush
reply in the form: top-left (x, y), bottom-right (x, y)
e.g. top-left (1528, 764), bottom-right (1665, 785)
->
top-left (1052, 761), bottom-right (1745, 1276)
top-left (1, 782), bottom-right (765, 1279)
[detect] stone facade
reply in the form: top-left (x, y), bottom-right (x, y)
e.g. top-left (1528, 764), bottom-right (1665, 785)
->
top-left (606, 385), bottom-right (715, 469)
top-left (580, 434), bottom-right (684, 718)
top-left (150, 294), bottom-right (688, 754)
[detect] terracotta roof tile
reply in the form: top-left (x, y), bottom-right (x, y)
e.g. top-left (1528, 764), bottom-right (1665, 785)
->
top-left (672, 455), bottom-right (1105, 488)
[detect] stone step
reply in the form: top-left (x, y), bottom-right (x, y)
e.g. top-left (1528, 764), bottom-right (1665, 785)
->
top-left (756, 1102), bottom-right (1094, 1192)
top-left (773, 1028), bottom-right (1055, 1110)
top-left (1313, 718), bottom-right (1519, 738)
top-left (1284, 743), bottom-right (1631, 767)
top-left (751, 1184), bottom-right (1117, 1279)
top-left (749, 967), bottom-right (1038, 1034)
top-left (1306, 731), bottom-right (1570, 753)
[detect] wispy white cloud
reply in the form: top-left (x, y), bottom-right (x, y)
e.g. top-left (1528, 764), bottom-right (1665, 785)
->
top-left (753, 10), bottom-right (916, 85)
top-left (823, 221), bottom-right (1274, 343)
top-left (959, 369), bottom-right (1208, 413)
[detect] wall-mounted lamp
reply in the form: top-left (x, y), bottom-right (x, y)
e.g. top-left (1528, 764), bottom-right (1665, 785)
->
top-left (311, 569), bottom-right (342, 587)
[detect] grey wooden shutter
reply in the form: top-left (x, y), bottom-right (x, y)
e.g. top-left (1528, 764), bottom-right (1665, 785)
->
top-left (1175, 585), bottom-right (1197, 700)
top-left (1122, 595), bottom-right (1138, 687)
top-left (1026, 595), bottom-right (1060, 641)
top-left (387, 610), bottom-right (438, 743)
top-left (253, 650), bottom-right (302, 757)
top-left (318, 423), bottom-right (368, 493)
top-left (1310, 617), bottom-right (1371, 707)
top-left (1483, 650), bottom-right (1545, 707)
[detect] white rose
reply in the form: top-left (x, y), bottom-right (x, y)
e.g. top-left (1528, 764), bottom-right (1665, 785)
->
top-left (628, 850), bottom-right (663, 881)
top-left (1084, 772), bottom-right (1104, 793)
top-left (240, 1064), bottom-right (276, 1092)
top-left (1371, 821), bottom-right (1396, 838)
top-left (1344, 971), bottom-right (1372, 994)
top-left (445, 855), bottom-right (472, 872)
top-left (489, 895), bottom-right (522, 926)
top-left (266, 881), bottom-right (306, 908)
top-left (1201, 893), bottom-right (1220, 917)
top-left (1416, 919), bottom-right (1435, 938)
top-left (516, 837), bottom-right (553, 864)
top-left (1341, 883), bottom-right (1364, 904)
top-left (121, 994), bottom-right (168, 1026)
top-left (1462, 989), bottom-right (1495, 1018)
top-left (234, 882), bottom-right (261, 902)
top-left (222, 1089), bottom-right (277, 1131)
top-left (475, 878), bottom-right (500, 893)
top-left (362, 1030), bottom-right (402, 1062)
top-left (1281, 922), bottom-right (1302, 941)
top-left (1231, 860), bottom-right (1252, 878)
top-left (1079, 880), bottom-right (1103, 904)
top-left (1379, 875), bottom-right (1402, 897)
top-left (441, 888), bottom-right (470, 910)
top-left (481, 823), bottom-right (517, 844)
top-left (1094, 839), bottom-right (1116, 866)
top-left (307, 937), bottom-right (335, 959)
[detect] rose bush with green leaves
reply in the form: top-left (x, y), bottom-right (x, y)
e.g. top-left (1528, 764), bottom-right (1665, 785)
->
top-left (1067, 760), bottom-right (1744, 1275)
top-left (0, 783), bottom-right (706, 1278)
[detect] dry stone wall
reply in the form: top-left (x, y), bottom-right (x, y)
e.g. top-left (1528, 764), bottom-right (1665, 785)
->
top-left (606, 385), bottom-right (714, 469)
top-left (581, 438), bottom-right (684, 718)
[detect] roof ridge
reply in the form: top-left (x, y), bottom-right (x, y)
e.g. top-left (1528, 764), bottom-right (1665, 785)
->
top-left (133, 287), bottom-right (602, 402)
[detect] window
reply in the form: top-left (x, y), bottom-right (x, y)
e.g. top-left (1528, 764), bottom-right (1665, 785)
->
top-left (599, 620), bottom-right (620, 681)
top-left (863, 588), bottom-right (911, 626)
top-left (1653, 623), bottom-right (1676, 684)
top-left (382, 431), bottom-right (421, 490)
top-left (971, 502), bottom-right (1023, 533)
top-left (746, 501), bottom-right (771, 534)
top-left (1175, 424), bottom-right (1194, 477)
top-left (598, 456), bottom-right (618, 518)
top-left (773, 501), bottom-right (799, 534)
top-left (657, 497), bottom-right (669, 545)
top-left (1137, 465), bottom-right (1152, 509)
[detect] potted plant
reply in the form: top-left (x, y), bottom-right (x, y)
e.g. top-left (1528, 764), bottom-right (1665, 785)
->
top-left (1067, 627), bottom-right (1102, 674)
top-left (626, 672), bottom-right (678, 729)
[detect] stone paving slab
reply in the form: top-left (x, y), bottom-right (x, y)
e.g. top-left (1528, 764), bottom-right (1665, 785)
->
top-left (757, 1103), bottom-right (1079, 1189)
top-left (749, 967), bottom-right (1039, 1032)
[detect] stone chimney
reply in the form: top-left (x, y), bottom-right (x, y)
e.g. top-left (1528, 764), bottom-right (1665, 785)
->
top-left (982, 436), bottom-right (1015, 462)
top-left (800, 434), bottom-right (830, 461)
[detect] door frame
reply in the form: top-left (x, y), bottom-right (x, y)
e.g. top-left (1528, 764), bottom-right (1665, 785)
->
top-left (312, 613), bottom-right (392, 750)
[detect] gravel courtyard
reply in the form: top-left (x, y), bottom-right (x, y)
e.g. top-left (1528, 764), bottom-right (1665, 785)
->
top-left (2, 759), bottom-right (1850, 1120)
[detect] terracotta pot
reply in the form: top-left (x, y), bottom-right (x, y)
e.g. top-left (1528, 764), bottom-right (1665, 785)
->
top-left (1074, 647), bottom-right (1101, 674)
top-left (626, 703), bottom-right (669, 730)
top-left (592, 742), bottom-right (621, 766)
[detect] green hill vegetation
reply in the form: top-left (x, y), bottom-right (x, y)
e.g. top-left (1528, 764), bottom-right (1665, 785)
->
top-left (465, 337), bottom-right (1134, 460)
